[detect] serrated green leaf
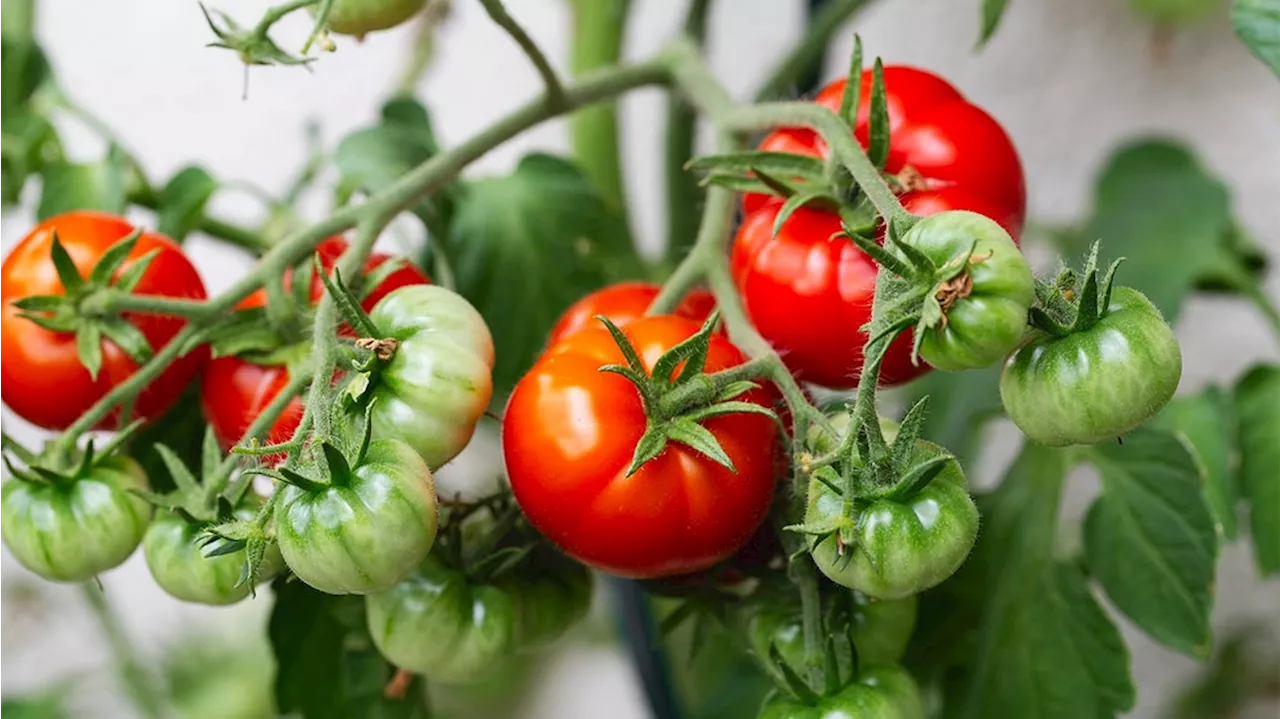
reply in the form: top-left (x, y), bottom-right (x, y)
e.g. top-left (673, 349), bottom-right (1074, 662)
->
top-left (978, 0), bottom-right (1011, 46)
top-left (1235, 363), bottom-right (1280, 575)
top-left (1063, 140), bottom-right (1246, 323)
top-left (449, 153), bottom-right (635, 393)
top-left (1151, 388), bottom-right (1239, 539)
top-left (1084, 429), bottom-right (1218, 657)
top-left (156, 165), bottom-right (218, 242)
top-left (953, 442), bottom-right (1135, 719)
top-left (1233, 0), bottom-right (1280, 79)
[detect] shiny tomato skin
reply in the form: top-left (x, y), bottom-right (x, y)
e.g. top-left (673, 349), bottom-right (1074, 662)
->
top-left (731, 204), bottom-right (925, 389)
top-left (1, 211), bottom-right (208, 429)
top-left (546, 282), bottom-right (716, 346)
top-left (743, 66), bottom-right (1026, 238)
top-left (503, 316), bottom-right (779, 579)
top-left (200, 357), bottom-right (304, 451)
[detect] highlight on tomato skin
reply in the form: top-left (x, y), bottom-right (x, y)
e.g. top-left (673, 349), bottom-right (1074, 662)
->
top-left (0, 211), bottom-right (209, 430)
top-left (545, 281), bottom-right (718, 347)
top-left (502, 315), bottom-right (780, 580)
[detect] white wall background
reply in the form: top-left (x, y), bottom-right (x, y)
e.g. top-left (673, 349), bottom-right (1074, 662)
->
top-left (3, 0), bottom-right (1279, 717)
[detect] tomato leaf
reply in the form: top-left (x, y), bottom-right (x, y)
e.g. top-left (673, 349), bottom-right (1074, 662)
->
top-left (978, 0), bottom-right (1012, 46)
top-left (1235, 363), bottom-right (1280, 575)
top-left (74, 323), bottom-right (103, 380)
top-left (124, 385), bottom-right (205, 494)
top-left (447, 153), bottom-right (635, 394)
top-left (1151, 387), bottom-right (1239, 539)
top-left (269, 581), bottom-right (429, 719)
top-left (866, 60), bottom-right (890, 171)
top-left (1083, 429), bottom-right (1218, 657)
top-left (1233, 0), bottom-right (1280, 80)
top-left (36, 148), bottom-right (129, 220)
top-left (1062, 140), bottom-right (1252, 323)
top-left (156, 165), bottom-right (218, 242)
top-left (903, 363), bottom-right (1003, 470)
top-left (951, 442), bottom-right (1135, 719)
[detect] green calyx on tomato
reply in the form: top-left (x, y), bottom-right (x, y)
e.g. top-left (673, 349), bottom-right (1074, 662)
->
top-left (894, 211), bottom-right (1034, 372)
top-left (1, 431), bottom-right (153, 582)
top-left (1000, 245), bottom-right (1183, 446)
top-left (335, 283), bottom-right (494, 470)
top-left (135, 428), bottom-right (282, 605)
top-left (2, 211), bottom-right (208, 430)
top-left (504, 314), bottom-right (779, 578)
top-left (794, 408), bottom-right (979, 600)
top-left (257, 418), bottom-right (438, 595)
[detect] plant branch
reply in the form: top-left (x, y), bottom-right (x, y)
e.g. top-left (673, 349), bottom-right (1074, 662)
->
top-left (83, 291), bottom-right (217, 320)
top-left (81, 584), bottom-right (165, 719)
top-left (480, 0), bottom-right (564, 106)
top-left (127, 186), bottom-right (273, 253)
top-left (663, 0), bottom-right (716, 265)
top-left (754, 0), bottom-right (877, 101)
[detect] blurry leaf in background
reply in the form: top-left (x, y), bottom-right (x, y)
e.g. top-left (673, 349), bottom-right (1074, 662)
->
top-left (657, 599), bottom-right (772, 719)
top-left (1, 32), bottom-right (60, 207)
top-left (1083, 429), bottom-right (1219, 658)
top-left (978, 0), bottom-right (1011, 46)
top-left (1151, 387), bottom-right (1239, 539)
top-left (161, 634), bottom-right (274, 719)
top-left (124, 385), bottom-right (206, 494)
top-left (1057, 139), bottom-right (1259, 324)
top-left (447, 153), bottom-right (639, 395)
top-left (902, 364), bottom-right (1003, 471)
top-left (0, 692), bottom-right (69, 719)
top-left (1233, 0), bottom-right (1280, 80)
top-left (36, 146), bottom-right (130, 220)
top-left (155, 166), bottom-right (218, 243)
top-left (1167, 621), bottom-right (1280, 719)
top-left (1234, 363), bottom-right (1280, 576)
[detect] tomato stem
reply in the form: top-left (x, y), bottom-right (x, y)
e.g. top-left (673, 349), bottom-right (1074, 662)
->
top-left (479, 0), bottom-right (565, 107)
top-left (662, 0), bottom-right (715, 268)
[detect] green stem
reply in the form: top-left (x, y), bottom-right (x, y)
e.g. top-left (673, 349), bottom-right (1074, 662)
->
top-left (127, 186), bottom-right (272, 253)
top-left (1, 0), bottom-right (36, 41)
top-left (217, 367), bottom-right (313, 477)
top-left (567, 0), bottom-right (633, 229)
top-left (480, 0), bottom-right (564, 105)
top-left (662, 0), bottom-right (715, 266)
top-left (256, 0), bottom-right (317, 34)
top-left (1245, 285), bottom-right (1280, 343)
top-left (754, 0), bottom-right (877, 102)
top-left (81, 584), bottom-right (164, 719)
top-left (86, 291), bottom-right (215, 320)
top-left (793, 555), bottom-right (825, 688)
top-left (53, 53), bottom-right (672, 451)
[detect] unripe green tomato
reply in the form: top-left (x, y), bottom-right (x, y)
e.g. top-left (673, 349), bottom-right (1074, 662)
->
top-left (807, 441), bottom-right (978, 600)
top-left (756, 663), bottom-right (926, 719)
top-left (317, 0), bottom-right (427, 37)
top-left (275, 439), bottom-right (438, 595)
top-left (999, 286), bottom-right (1182, 447)
top-left (902, 211), bottom-right (1034, 372)
top-left (143, 508), bottom-right (284, 606)
top-left (501, 561), bottom-right (594, 648)
top-left (366, 557), bottom-right (519, 683)
top-left (1, 457), bottom-right (151, 582)
top-left (746, 592), bottom-right (917, 674)
top-left (346, 285), bottom-right (495, 470)
top-left (1130, 0), bottom-right (1221, 24)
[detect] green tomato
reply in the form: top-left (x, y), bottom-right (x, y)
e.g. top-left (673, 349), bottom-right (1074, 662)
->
top-left (275, 439), bottom-right (438, 595)
top-left (366, 557), bottom-right (519, 683)
top-left (902, 211), bottom-right (1034, 371)
top-left (501, 559), bottom-right (594, 648)
top-left (999, 285), bottom-right (1182, 446)
top-left (347, 284), bottom-right (495, 470)
top-left (143, 508), bottom-right (284, 606)
top-left (756, 664), bottom-right (925, 719)
top-left (807, 441), bottom-right (978, 600)
top-left (317, 0), bottom-right (427, 37)
top-left (1, 456), bottom-right (151, 582)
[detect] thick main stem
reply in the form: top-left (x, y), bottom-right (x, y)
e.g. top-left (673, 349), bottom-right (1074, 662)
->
top-left (662, 0), bottom-right (715, 265)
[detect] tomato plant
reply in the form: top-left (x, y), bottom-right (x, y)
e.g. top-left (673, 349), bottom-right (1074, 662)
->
top-left (1, 211), bottom-right (208, 429)
top-left (3, 4), bottom-right (1274, 719)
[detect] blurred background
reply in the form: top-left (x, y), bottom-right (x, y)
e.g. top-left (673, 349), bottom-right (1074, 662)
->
top-left (2, 0), bottom-right (1279, 717)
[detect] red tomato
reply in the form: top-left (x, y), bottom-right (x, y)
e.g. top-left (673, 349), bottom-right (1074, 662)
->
top-left (731, 203), bottom-right (925, 390)
top-left (742, 66), bottom-right (1026, 239)
top-left (201, 237), bottom-right (429, 450)
top-left (1, 211), bottom-right (208, 430)
top-left (503, 316), bottom-right (779, 579)
top-left (546, 281), bottom-right (717, 346)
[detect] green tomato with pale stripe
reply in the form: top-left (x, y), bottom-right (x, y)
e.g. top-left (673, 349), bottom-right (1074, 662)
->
top-left (756, 664), bottom-right (926, 719)
top-left (999, 285), bottom-right (1182, 447)
top-left (806, 440), bottom-right (978, 600)
top-left (315, 0), bottom-right (426, 37)
top-left (274, 439), bottom-right (438, 595)
top-left (1, 456), bottom-right (151, 582)
top-left (344, 284), bottom-right (494, 470)
top-left (143, 507), bottom-right (284, 605)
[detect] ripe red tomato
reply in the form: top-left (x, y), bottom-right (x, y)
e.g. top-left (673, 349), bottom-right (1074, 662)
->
top-left (731, 203), bottom-right (925, 389)
top-left (743, 66), bottom-right (1026, 239)
top-left (503, 316), bottom-right (779, 579)
top-left (200, 237), bottom-right (429, 450)
top-left (1, 211), bottom-right (208, 429)
top-left (546, 281), bottom-right (717, 346)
